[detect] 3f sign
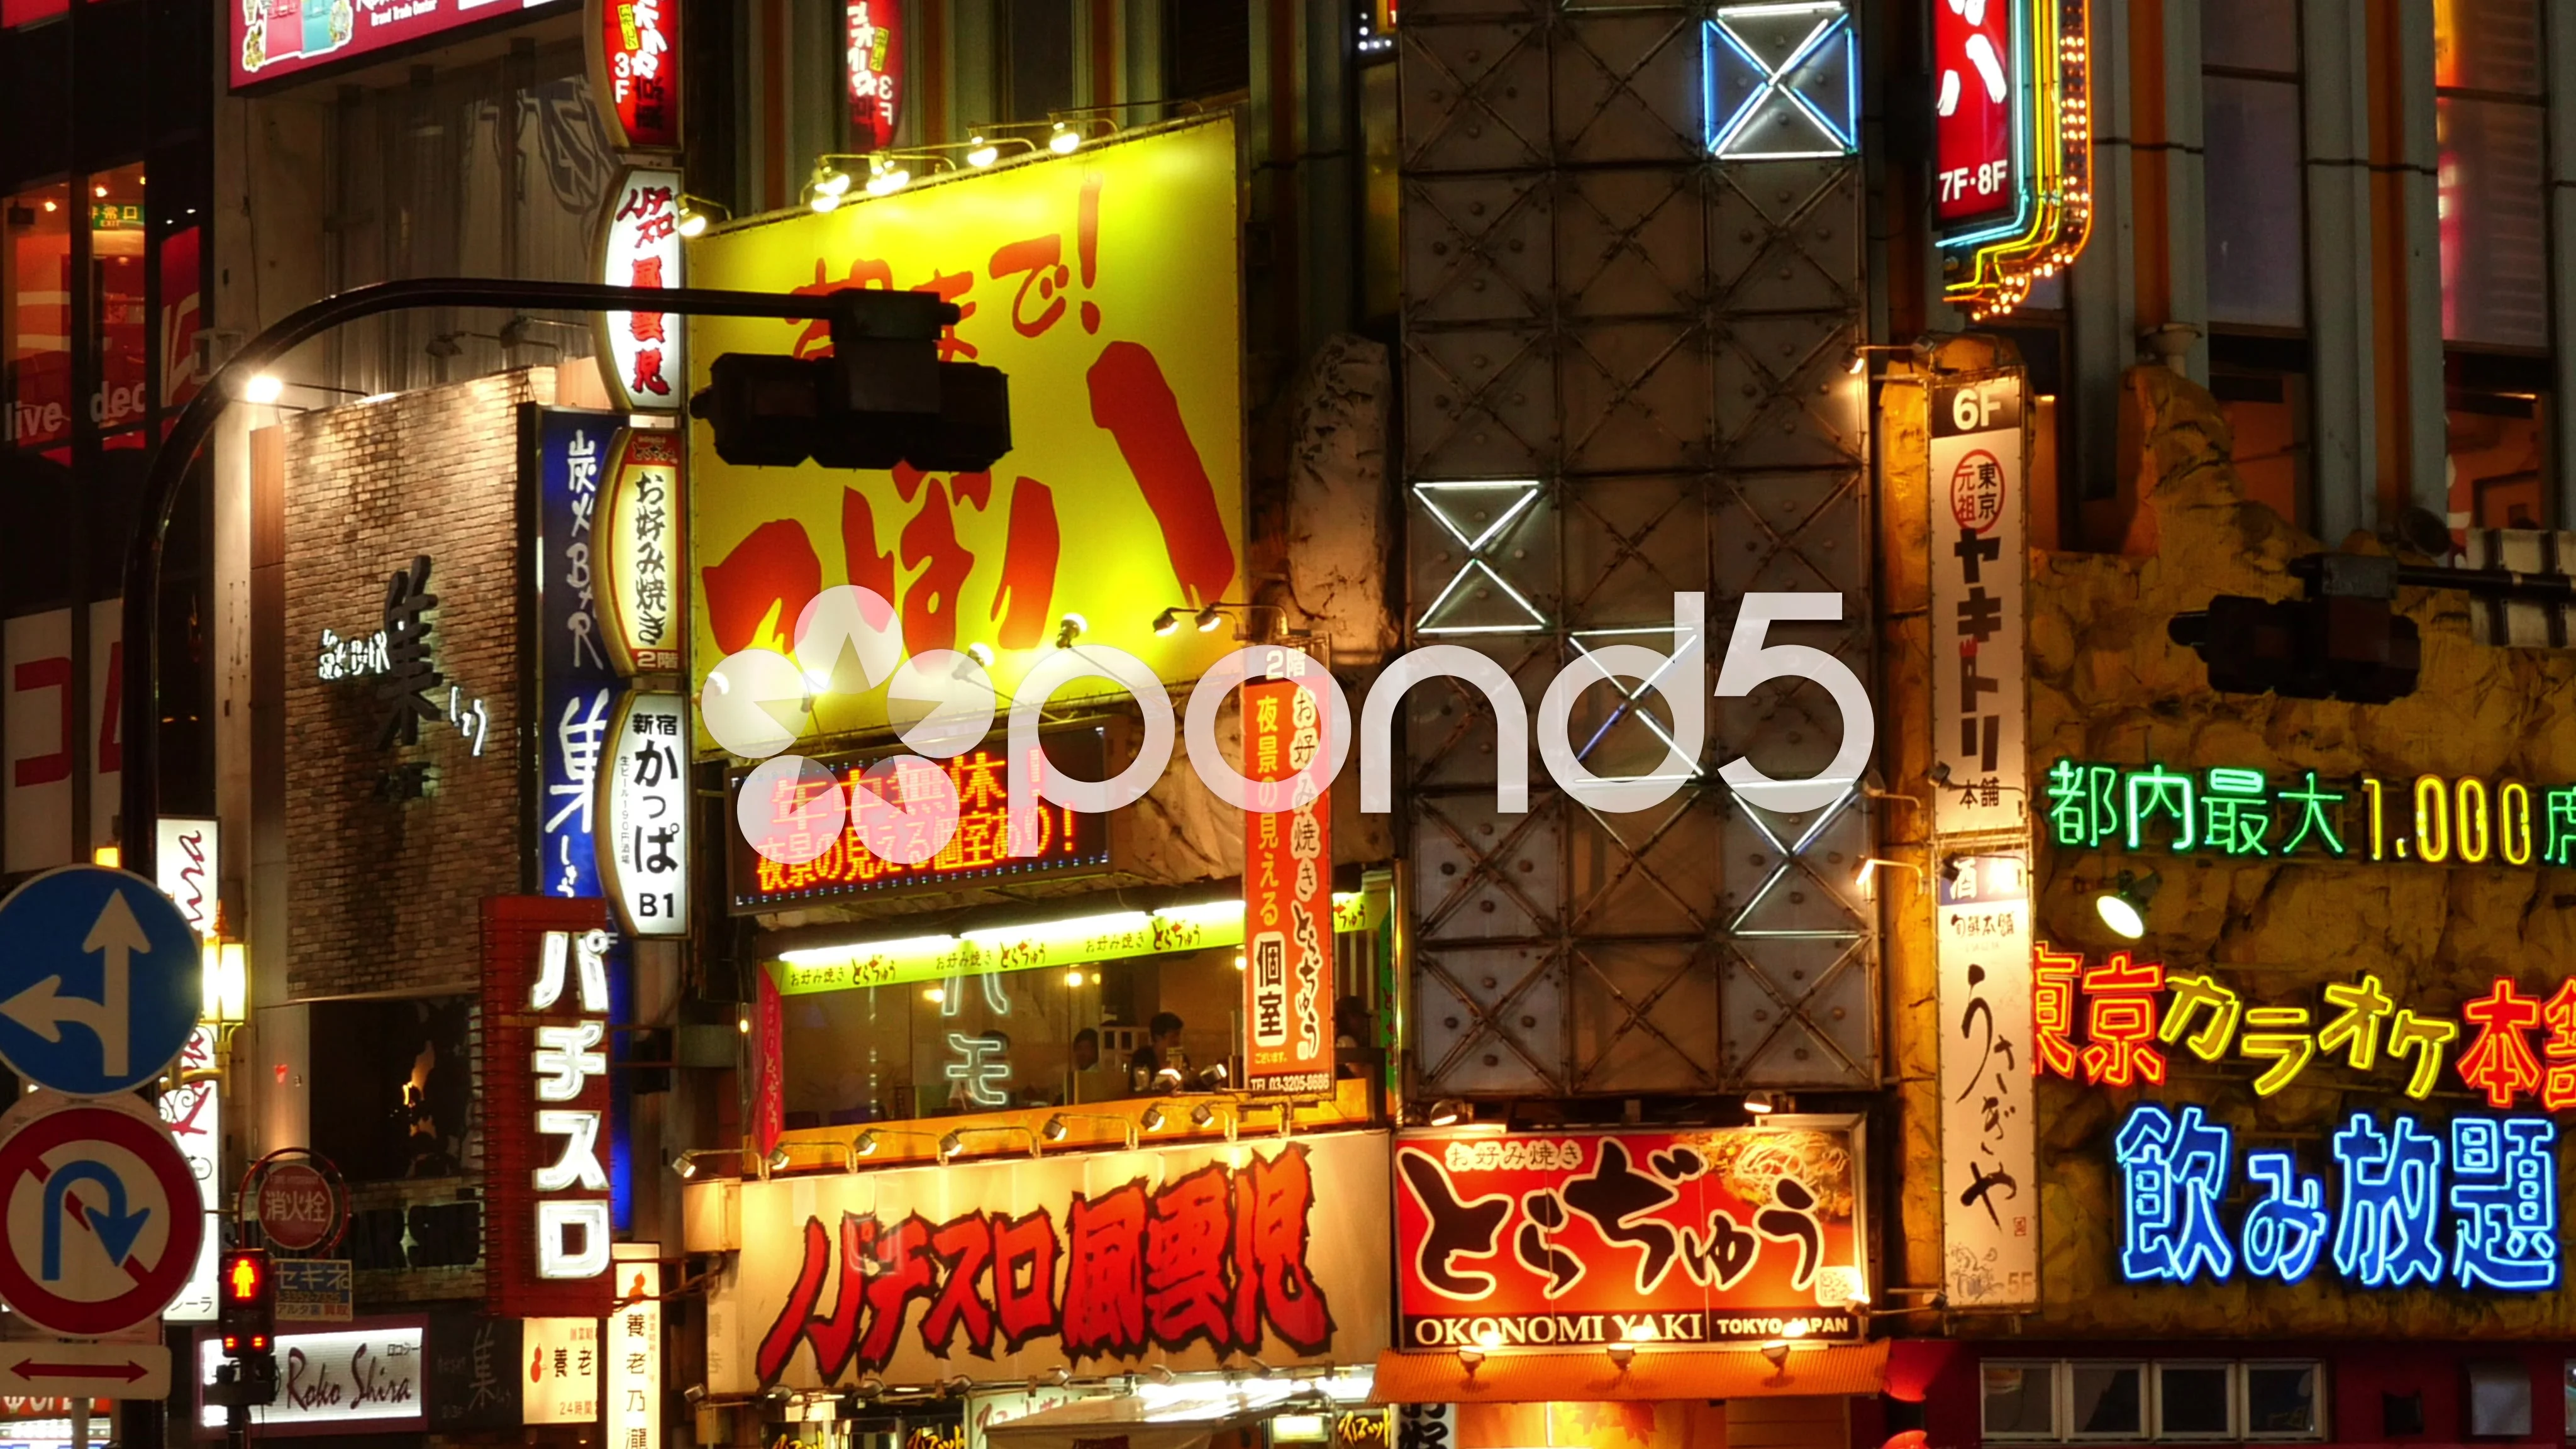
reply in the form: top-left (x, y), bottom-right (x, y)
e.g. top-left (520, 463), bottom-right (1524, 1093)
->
top-left (1953, 382), bottom-right (2008, 431)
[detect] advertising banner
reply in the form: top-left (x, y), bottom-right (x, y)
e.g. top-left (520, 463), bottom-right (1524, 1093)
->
top-left (192, 1321), bottom-right (426, 1436)
top-left (232, 1), bottom-right (577, 90)
top-left (845, 1), bottom-right (901, 150)
top-left (1931, 0), bottom-right (2023, 235)
top-left (686, 116), bottom-right (1244, 747)
top-left (519, 1318), bottom-right (599, 1426)
top-left (1926, 373), bottom-right (2026, 835)
top-left (1243, 675), bottom-right (1332, 1096)
top-left (601, 430), bottom-right (686, 677)
top-left (425, 1311), bottom-right (522, 1433)
top-left (599, 691), bottom-right (689, 937)
top-left (479, 898), bottom-right (616, 1318)
top-left (606, 1256), bottom-right (662, 1449)
top-left (531, 409), bottom-right (624, 904)
top-left (1392, 1124), bottom-right (1866, 1348)
top-left (716, 1131), bottom-right (1389, 1392)
top-left (158, 1028), bottom-right (222, 1323)
top-left (1934, 854), bottom-right (2036, 1307)
top-left (589, 0), bottom-right (679, 152)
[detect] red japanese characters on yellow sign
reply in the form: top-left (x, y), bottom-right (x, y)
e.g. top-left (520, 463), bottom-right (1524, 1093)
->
top-left (685, 118), bottom-right (1243, 747)
top-left (1245, 674), bottom-right (1333, 1096)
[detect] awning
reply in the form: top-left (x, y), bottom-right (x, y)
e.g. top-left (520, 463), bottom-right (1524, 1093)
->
top-left (1370, 1342), bottom-right (1891, 1402)
top-left (980, 1392), bottom-right (1285, 1449)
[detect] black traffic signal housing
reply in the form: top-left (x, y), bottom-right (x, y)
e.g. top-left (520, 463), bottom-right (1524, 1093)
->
top-left (219, 1249), bottom-right (274, 1357)
top-left (2168, 554), bottom-right (2422, 704)
top-left (692, 289), bottom-right (1011, 474)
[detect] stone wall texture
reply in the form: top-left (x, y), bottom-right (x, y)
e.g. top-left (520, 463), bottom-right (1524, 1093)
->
top-left (282, 371), bottom-right (551, 999)
top-left (1893, 359), bottom-right (2576, 1340)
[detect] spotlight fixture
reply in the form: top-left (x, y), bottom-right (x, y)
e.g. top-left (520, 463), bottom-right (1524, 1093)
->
top-left (672, 1152), bottom-right (698, 1180)
top-left (2096, 869), bottom-right (2160, 940)
top-left (1140, 1104), bottom-right (1166, 1133)
top-left (854, 1130), bottom-right (882, 1158)
top-left (1153, 608), bottom-right (1182, 636)
top-left (1457, 1346), bottom-right (1485, 1372)
top-left (1194, 605), bottom-right (1226, 633)
top-left (767, 1143), bottom-right (792, 1172)
top-left (1745, 1089), bottom-right (1779, 1116)
top-left (864, 156), bottom-right (911, 197)
top-left (242, 374), bottom-right (285, 405)
top-left (1428, 1099), bottom-right (1467, 1127)
top-left (1055, 613), bottom-right (1088, 648)
top-left (967, 135), bottom-right (1000, 167)
top-left (965, 641), bottom-right (995, 668)
top-left (1189, 1101), bottom-right (1218, 1129)
top-left (1041, 1116), bottom-right (1069, 1143)
top-left (1853, 857), bottom-right (1921, 896)
top-left (813, 162), bottom-right (853, 197)
top-left (1760, 1341), bottom-right (1792, 1373)
top-left (937, 1130), bottom-right (965, 1160)
top-left (1048, 121), bottom-right (1080, 154)
top-left (1607, 1341), bottom-right (1636, 1369)
top-left (676, 196), bottom-right (727, 237)
top-left (809, 188), bottom-right (843, 214)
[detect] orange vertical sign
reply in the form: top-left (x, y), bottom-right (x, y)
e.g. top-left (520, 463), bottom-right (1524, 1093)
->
top-left (1244, 676), bottom-right (1333, 1096)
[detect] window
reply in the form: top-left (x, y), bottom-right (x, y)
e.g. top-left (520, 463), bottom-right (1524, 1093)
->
top-left (2210, 334), bottom-right (2312, 529)
top-left (2467, 1359), bottom-right (2531, 1437)
top-left (998, 0), bottom-right (1074, 126)
top-left (2435, 0), bottom-right (2547, 349)
top-left (2202, 0), bottom-right (2304, 328)
top-left (1985, 1361), bottom-right (2325, 1443)
top-left (1165, 0), bottom-right (1250, 103)
top-left (1, 180), bottom-right (70, 456)
top-left (84, 160), bottom-right (145, 444)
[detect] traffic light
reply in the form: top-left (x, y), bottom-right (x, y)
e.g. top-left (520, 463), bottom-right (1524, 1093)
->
top-left (219, 1249), bottom-right (274, 1357)
top-left (691, 289), bottom-right (1013, 474)
top-left (2168, 555), bottom-right (2422, 704)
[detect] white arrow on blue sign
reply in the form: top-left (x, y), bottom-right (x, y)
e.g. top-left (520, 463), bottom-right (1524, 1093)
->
top-left (0, 867), bottom-right (201, 1097)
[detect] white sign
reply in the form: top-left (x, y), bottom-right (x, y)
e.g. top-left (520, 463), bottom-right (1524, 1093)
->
top-left (1935, 852), bottom-right (2038, 1308)
top-left (521, 1318), bottom-right (600, 1426)
top-left (599, 167), bottom-right (684, 413)
top-left (1928, 374), bottom-right (2028, 835)
top-left (3, 605), bottom-right (119, 874)
top-left (153, 819), bottom-right (218, 941)
top-left (533, 929), bottom-right (613, 1283)
top-left (157, 1028), bottom-right (221, 1324)
top-left (607, 1254), bottom-right (662, 1449)
top-left (601, 692), bottom-right (688, 937)
top-left (193, 1326), bottom-right (424, 1431)
top-left (0, 1343), bottom-right (168, 1401)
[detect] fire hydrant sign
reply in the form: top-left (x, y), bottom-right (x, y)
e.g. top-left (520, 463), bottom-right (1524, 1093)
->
top-left (0, 865), bottom-right (202, 1097)
top-left (0, 1092), bottom-right (205, 1336)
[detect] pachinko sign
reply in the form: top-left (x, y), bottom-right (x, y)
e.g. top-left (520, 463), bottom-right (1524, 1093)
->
top-left (713, 1133), bottom-right (1389, 1391)
top-left (1393, 1125), bottom-right (1866, 1349)
top-left (687, 116), bottom-right (1245, 741)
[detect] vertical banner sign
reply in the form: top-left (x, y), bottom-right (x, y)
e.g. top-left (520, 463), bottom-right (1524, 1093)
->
top-left (601, 430), bottom-right (686, 676)
top-left (521, 1318), bottom-right (601, 1426)
top-left (589, 0), bottom-right (680, 152)
top-left (155, 816), bottom-right (219, 938)
top-left (755, 968), bottom-right (785, 1162)
top-left (1932, 0), bottom-right (2021, 236)
top-left (533, 410), bottom-right (623, 902)
top-left (160, 1026), bottom-right (221, 1323)
top-left (1927, 373), bottom-right (2028, 835)
top-left (845, 2), bottom-right (901, 150)
top-left (1935, 854), bottom-right (2037, 1307)
top-left (599, 692), bottom-right (690, 938)
top-left (1243, 670), bottom-right (1333, 1096)
top-left (480, 898), bottom-right (617, 1319)
top-left (598, 167), bottom-right (684, 414)
top-left (607, 1256), bottom-right (663, 1449)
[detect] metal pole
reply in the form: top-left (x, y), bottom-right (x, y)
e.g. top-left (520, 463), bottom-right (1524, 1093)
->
top-left (119, 277), bottom-right (953, 878)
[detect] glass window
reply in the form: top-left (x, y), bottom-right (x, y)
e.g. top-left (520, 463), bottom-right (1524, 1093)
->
top-left (2, 181), bottom-right (71, 457)
top-left (999, 0), bottom-right (1074, 126)
top-left (2202, 0), bottom-right (2298, 70)
top-left (2070, 1363), bottom-right (2145, 1438)
top-left (2438, 97), bottom-right (2549, 348)
top-left (1983, 1362), bottom-right (2058, 1439)
top-left (2204, 75), bottom-right (2306, 327)
top-left (2157, 1363), bottom-right (2236, 1438)
top-left (2434, 0), bottom-right (2542, 96)
top-left (2245, 1363), bottom-right (2321, 1438)
top-left (2446, 388), bottom-right (2545, 530)
top-left (85, 162), bottom-right (147, 443)
top-left (2467, 1360), bottom-right (2532, 1437)
top-left (1165, 0), bottom-right (1250, 102)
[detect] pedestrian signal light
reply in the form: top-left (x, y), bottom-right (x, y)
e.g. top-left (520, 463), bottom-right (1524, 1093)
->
top-left (219, 1249), bottom-right (274, 1356)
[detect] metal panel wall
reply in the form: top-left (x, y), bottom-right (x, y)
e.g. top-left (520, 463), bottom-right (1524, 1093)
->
top-left (1399, 0), bottom-right (1874, 1097)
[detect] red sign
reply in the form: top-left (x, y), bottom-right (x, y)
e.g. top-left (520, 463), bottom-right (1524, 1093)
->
top-left (845, 1), bottom-right (901, 151)
top-left (1244, 675), bottom-right (1333, 1096)
top-left (0, 1399), bottom-right (108, 1421)
top-left (727, 728), bottom-right (1112, 909)
top-left (256, 1164), bottom-right (340, 1253)
top-left (0, 1097), bottom-right (206, 1337)
top-left (591, 0), bottom-right (679, 151)
top-left (1932, 0), bottom-right (2018, 230)
top-left (479, 897), bottom-right (615, 1319)
top-left (231, 0), bottom-right (579, 91)
top-left (754, 969), bottom-right (784, 1163)
top-left (1393, 1127), bottom-right (1866, 1348)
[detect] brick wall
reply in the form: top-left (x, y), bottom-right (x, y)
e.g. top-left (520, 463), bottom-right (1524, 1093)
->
top-left (281, 370), bottom-right (554, 999)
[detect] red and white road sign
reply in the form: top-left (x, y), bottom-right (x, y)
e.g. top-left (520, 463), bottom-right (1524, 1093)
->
top-left (255, 1163), bottom-right (337, 1253)
top-left (0, 1094), bottom-right (203, 1337)
top-left (0, 1341), bottom-right (170, 1400)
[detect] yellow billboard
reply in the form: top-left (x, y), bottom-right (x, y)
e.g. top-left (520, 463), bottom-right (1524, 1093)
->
top-left (685, 116), bottom-right (1244, 747)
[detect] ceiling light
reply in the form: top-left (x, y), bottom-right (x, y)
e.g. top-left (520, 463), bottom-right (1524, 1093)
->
top-left (1194, 605), bottom-right (1226, 633)
top-left (2096, 870), bottom-right (2160, 940)
top-left (1063, 969), bottom-right (1085, 987)
top-left (242, 374), bottom-right (284, 405)
top-left (967, 136), bottom-right (999, 167)
top-left (1048, 122), bottom-right (1080, 155)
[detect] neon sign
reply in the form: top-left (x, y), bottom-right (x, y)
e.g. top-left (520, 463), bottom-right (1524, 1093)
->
top-left (1930, 0), bottom-right (2092, 319)
top-left (2114, 1102), bottom-right (2557, 1292)
top-left (2046, 758), bottom-right (2576, 867)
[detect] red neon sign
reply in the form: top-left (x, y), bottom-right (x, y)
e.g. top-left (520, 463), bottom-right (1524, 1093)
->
top-left (1933, 0), bottom-right (2018, 229)
top-left (596, 0), bottom-right (680, 152)
top-left (846, 1), bottom-right (901, 151)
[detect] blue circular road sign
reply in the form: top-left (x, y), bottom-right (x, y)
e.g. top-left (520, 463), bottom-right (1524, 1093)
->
top-left (0, 867), bottom-right (201, 1096)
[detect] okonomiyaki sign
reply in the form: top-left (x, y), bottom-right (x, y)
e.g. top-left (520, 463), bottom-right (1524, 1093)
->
top-left (713, 1134), bottom-right (1391, 1391)
top-left (1395, 1125), bottom-right (1869, 1347)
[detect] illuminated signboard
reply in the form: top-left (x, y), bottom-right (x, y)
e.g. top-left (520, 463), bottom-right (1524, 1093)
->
top-left (606, 1257), bottom-right (662, 1449)
top-left (192, 1323), bottom-right (427, 1431)
top-left (599, 691), bottom-right (689, 937)
top-left (845, 1), bottom-right (901, 151)
top-left (598, 167), bottom-right (684, 414)
top-left (2046, 758), bottom-right (2576, 866)
top-left (479, 899), bottom-right (616, 1318)
top-left (1394, 1125), bottom-right (1867, 1348)
top-left (600, 430), bottom-right (686, 676)
top-left (589, 0), bottom-right (679, 152)
top-left (1931, 0), bottom-right (2091, 319)
top-left (1244, 674), bottom-right (1333, 1096)
top-left (232, 1), bottom-right (575, 91)
top-left (1701, 1), bottom-right (1857, 160)
top-left (726, 726), bottom-right (1112, 911)
top-left (687, 117), bottom-right (1243, 745)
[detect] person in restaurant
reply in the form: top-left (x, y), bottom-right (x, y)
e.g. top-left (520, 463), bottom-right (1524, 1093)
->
top-left (1129, 1011), bottom-right (1187, 1092)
